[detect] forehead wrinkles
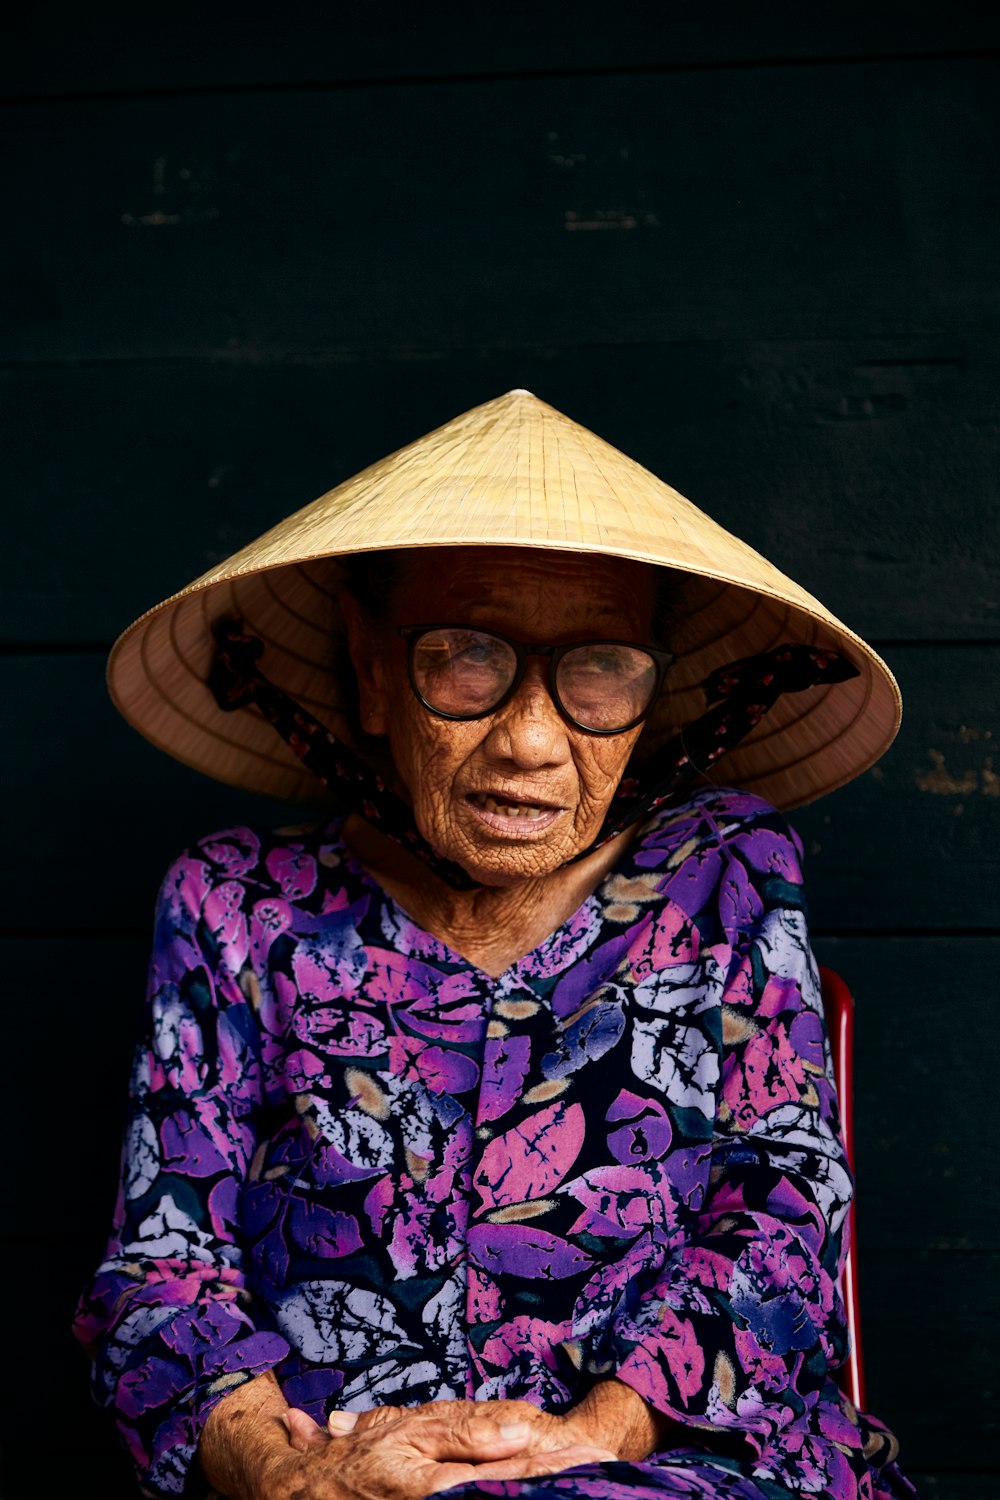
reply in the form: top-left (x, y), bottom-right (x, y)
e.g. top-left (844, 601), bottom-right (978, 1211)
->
top-left (398, 548), bottom-right (654, 624)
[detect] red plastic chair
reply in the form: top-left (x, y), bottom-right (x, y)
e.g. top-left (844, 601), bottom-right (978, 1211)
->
top-left (819, 965), bottom-right (867, 1411)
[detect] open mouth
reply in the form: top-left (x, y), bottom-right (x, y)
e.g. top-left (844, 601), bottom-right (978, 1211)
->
top-left (468, 792), bottom-right (560, 822)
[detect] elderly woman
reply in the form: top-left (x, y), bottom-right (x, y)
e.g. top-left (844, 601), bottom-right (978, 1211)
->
top-left (74, 391), bottom-right (917, 1500)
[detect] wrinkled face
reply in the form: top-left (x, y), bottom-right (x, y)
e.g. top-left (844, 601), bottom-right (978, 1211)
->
top-left (344, 547), bottom-right (658, 887)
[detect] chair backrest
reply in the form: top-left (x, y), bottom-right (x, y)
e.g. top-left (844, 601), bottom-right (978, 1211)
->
top-left (819, 964), bottom-right (867, 1412)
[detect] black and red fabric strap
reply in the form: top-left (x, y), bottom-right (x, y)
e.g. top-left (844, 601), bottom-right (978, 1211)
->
top-left (596, 643), bottom-right (859, 848)
top-left (209, 622), bottom-right (858, 891)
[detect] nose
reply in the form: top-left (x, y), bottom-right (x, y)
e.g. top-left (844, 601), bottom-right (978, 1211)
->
top-left (483, 660), bottom-right (569, 769)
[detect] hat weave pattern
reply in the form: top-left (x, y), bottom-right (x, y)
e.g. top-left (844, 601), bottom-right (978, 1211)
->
top-left (107, 389), bottom-right (901, 809)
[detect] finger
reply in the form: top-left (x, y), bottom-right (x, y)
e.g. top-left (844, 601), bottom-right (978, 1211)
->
top-left (473, 1443), bottom-right (618, 1480)
top-left (283, 1407), bottom-right (330, 1452)
top-left (362, 1399), bottom-right (477, 1430)
top-left (467, 1409), bottom-right (567, 1454)
top-left (409, 1414), bottom-right (535, 1462)
top-left (350, 1406), bottom-right (386, 1432)
top-left (327, 1409), bottom-right (360, 1435)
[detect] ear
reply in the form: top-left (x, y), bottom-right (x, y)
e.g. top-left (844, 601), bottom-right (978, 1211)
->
top-left (340, 591), bottom-right (390, 737)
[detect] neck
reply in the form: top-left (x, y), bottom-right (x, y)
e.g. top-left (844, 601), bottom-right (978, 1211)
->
top-left (342, 814), bottom-right (637, 977)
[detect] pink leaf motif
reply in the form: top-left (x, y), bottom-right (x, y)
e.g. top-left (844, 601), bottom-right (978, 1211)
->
top-left (200, 829), bottom-right (260, 877)
top-left (285, 1048), bottom-right (330, 1092)
top-left (683, 1246), bottom-right (733, 1293)
top-left (646, 1309), bottom-right (706, 1405)
top-left (481, 1314), bottom-right (570, 1371)
top-left (758, 974), bottom-right (801, 1019)
top-left (388, 1036), bottom-right (480, 1097)
top-left (627, 901), bottom-right (698, 979)
top-left (203, 881), bottom-right (249, 970)
top-left (616, 1343), bottom-right (671, 1410)
top-left (265, 845), bottom-right (318, 901)
top-left (725, 1025), bottom-right (806, 1127)
top-left (734, 1325), bottom-right (789, 1392)
top-left (467, 1264), bottom-right (505, 1324)
top-left (363, 1175), bottom-right (393, 1236)
top-left (473, 1101), bottom-right (585, 1211)
top-left (296, 1006), bottom-right (386, 1058)
top-left (564, 1164), bottom-right (673, 1238)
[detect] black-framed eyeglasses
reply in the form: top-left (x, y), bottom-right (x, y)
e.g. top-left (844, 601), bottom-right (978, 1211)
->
top-left (398, 625), bottom-right (674, 735)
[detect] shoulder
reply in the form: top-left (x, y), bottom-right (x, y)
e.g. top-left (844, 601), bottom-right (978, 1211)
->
top-left (635, 784), bottom-right (804, 870)
top-left (624, 786), bottom-right (809, 945)
top-left (152, 817), bottom-right (349, 930)
top-left (146, 817), bottom-right (355, 997)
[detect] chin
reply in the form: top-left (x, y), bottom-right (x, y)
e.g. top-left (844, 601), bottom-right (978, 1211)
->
top-left (414, 799), bottom-right (598, 887)
top-left (444, 835), bottom-right (579, 888)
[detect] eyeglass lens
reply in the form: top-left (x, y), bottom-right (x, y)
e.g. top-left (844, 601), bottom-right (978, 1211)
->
top-left (409, 628), bottom-right (660, 731)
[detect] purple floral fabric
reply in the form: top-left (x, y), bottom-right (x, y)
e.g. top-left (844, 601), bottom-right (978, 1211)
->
top-left (74, 787), bottom-right (915, 1499)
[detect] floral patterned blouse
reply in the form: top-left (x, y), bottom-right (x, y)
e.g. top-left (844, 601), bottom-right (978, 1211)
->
top-left (74, 786), bottom-right (916, 1500)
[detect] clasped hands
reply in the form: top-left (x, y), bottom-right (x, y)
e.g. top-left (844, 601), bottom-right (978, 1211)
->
top-left (200, 1368), bottom-right (678, 1499)
top-left (272, 1396), bottom-right (620, 1500)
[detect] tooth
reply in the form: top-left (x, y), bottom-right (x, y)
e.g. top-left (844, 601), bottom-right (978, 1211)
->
top-left (473, 795), bottom-right (550, 819)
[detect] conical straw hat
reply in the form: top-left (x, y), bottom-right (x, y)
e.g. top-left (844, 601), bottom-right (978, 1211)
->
top-left (107, 389), bottom-right (900, 811)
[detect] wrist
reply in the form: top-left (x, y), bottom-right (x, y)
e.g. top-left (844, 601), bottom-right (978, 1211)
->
top-left (569, 1378), bottom-right (679, 1461)
top-left (198, 1372), bottom-right (295, 1500)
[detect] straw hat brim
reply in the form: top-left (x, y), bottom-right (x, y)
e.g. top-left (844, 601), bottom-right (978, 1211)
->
top-left (107, 390), bottom-right (901, 812)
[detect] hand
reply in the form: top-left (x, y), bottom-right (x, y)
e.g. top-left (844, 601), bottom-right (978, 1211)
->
top-left (199, 1371), bottom-right (669, 1499)
top-left (198, 1373), bottom-right (548, 1500)
top-left (278, 1402), bottom-right (616, 1497)
top-left (308, 1380), bottom-right (679, 1469)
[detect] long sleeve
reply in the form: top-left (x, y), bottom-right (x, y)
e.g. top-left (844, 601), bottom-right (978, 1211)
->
top-left (73, 842), bottom-right (290, 1496)
top-left (608, 803), bottom-right (857, 1462)
top-left (73, 800), bottom-right (909, 1500)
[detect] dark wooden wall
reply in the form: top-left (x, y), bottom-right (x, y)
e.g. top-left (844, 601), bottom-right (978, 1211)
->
top-left (3, 6), bottom-right (997, 1496)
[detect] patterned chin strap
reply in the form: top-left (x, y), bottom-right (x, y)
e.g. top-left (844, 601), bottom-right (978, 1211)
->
top-left (209, 622), bottom-right (859, 891)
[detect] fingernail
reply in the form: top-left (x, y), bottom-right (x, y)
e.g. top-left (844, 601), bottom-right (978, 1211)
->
top-left (499, 1422), bottom-right (531, 1439)
top-left (327, 1410), bottom-right (358, 1433)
